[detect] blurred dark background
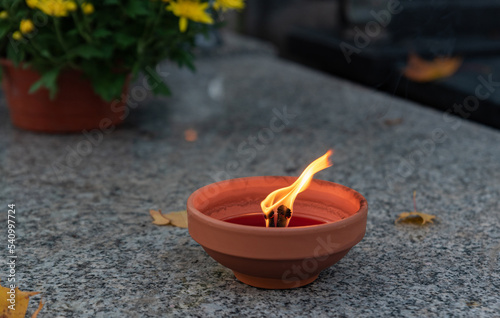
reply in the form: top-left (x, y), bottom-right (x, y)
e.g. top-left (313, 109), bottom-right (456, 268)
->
top-left (227, 0), bottom-right (500, 129)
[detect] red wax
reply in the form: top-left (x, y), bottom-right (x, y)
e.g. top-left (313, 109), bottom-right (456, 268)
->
top-left (223, 213), bottom-right (326, 227)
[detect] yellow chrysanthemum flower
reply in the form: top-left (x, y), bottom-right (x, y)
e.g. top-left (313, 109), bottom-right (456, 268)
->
top-left (213, 0), bottom-right (244, 11)
top-left (31, 0), bottom-right (76, 17)
top-left (0, 11), bottom-right (8, 19)
top-left (166, 0), bottom-right (213, 33)
top-left (26, 0), bottom-right (38, 9)
top-left (12, 31), bottom-right (23, 40)
top-left (20, 19), bottom-right (35, 34)
top-left (65, 1), bottom-right (77, 12)
top-left (81, 2), bottom-right (94, 15)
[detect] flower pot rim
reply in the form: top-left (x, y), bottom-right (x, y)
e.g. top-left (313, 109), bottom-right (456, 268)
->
top-left (0, 58), bottom-right (131, 74)
top-left (187, 176), bottom-right (368, 236)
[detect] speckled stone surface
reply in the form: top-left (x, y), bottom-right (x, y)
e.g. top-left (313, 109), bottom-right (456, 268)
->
top-left (1, 32), bottom-right (499, 317)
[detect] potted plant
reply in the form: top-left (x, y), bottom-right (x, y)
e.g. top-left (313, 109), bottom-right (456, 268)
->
top-left (0, 0), bottom-right (244, 132)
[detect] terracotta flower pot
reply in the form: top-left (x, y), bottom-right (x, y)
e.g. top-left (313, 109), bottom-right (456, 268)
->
top-left (0, 59), bottom-right (130, 133)
top-left (187, 176), bottom-right (368, 289)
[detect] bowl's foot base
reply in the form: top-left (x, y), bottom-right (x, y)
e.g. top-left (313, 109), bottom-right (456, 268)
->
top-left (233, 271), bottom-right (319, 289)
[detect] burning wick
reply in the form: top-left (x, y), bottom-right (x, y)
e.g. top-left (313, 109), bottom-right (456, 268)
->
top-left (261, 150), bottom-right (334, 227)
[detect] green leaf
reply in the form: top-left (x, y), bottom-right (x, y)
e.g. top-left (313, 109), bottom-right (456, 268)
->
top-left (93, 28), bottom-right (113, 38)
top-left (67, 29), bottom-right (80, 37)
top-left (152, 80), bottom-right (171, 96)
top-left (29, 67), bottom-right (61, 99)
top-left (124, 1), bottom-right (149, 18)
top-left (0, 23), bottom-right (11, 38)
top-left (89, 71), bottom-right (127, 101)
top-left (115, 33), bottom-right (137, 48)
top-left (69, 44), bottom-right (108, 59)
top-left (143, 65), bottom-right (171, 96)
top-left (175, 50), bottom-right (195, 71)
top-left (6, 38), bottom-right (24, 65)
top-left (39, 49), bottom-right (52, 59)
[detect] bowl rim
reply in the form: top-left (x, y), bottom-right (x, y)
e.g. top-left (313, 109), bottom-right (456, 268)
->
top-left (187, 176), bottom-right (368, 236)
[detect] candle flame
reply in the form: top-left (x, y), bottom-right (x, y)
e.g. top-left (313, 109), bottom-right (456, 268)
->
top-left (261, 150), bottom-right (334, 227)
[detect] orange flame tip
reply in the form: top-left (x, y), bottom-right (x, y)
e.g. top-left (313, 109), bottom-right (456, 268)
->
top-left (261, 149), bottom-right (334, 227)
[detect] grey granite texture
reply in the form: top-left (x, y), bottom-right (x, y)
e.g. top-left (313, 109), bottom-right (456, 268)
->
top-left (1, 32), bottom-right (499, 317)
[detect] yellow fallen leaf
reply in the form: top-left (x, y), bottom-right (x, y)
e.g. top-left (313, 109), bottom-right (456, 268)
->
top-left (466, 301), bottom-right (481, 308)
top-left (403, 53), bottom-right (462, 82)
top-left (184, 129), bottom-right (198, 142)
top-left (0, 283), bottom-right (40, 318)
top-left (395, 191), bottom-right (436, 225)
top-left (162, 210), bottom-right (188, 228)
top-left (32, 299), bottom-right (44, 318)
top-left (150, 209), bottom-right (188, 228)
top-left (150, 209), bottom-right (171, 225)
top-left (395, 211), bottom-right (436, 225)
top-left (383, 118), bottom-right (403, 126)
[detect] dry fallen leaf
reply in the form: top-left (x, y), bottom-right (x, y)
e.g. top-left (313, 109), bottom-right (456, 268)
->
top-left (383, 118), bottom-right (404, 126)
top-left (184, 129), bottom-right (198, 142)
top-left (403, 53), bottom-right (463, 82)
top-left (395, 211), bottom-right (436, 225)
top-left (32, 299), bottom-right (44, 318)
top-left (150, 209), bottom-right (171, 225)
top-left (0, 283), bottom-right (41, 318)
top-left (150, 209), bottom-right (188, 228)
top-left (162, 210), bottom-right (188, 228)
top-left (466, 301), bottom-right (481, 308)
top-left (395, 191), bottom-right (436, 225)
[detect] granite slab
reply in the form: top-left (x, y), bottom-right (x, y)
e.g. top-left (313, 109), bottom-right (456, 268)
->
top-left (0, 32), bottom-right (499, 317)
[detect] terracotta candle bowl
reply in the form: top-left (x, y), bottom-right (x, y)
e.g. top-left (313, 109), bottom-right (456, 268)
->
top-left (187, 176), bottom-right (368, 289)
